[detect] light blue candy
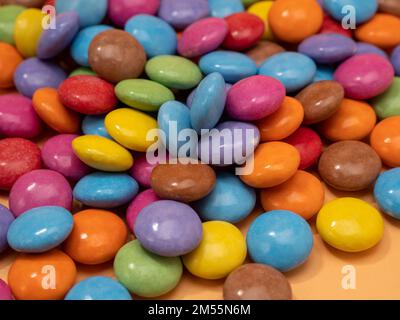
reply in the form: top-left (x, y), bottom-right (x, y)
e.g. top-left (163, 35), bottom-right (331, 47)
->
top-left (193, 171), bottom-right (256, 223)
top-left (70, 25), bottom-right (112, 67)
top-left (73, 172), bottom-right (139, 208)
top-left (313, 64), bottom-right (335, 82)
top-left (374, 168), bottom-right (400, 220)
top-left (56, 0), bottom-right (108, 28)
top-left (7, 206), bottom-right (73, 253)
top-left (247, 210), bottom-right (313, 272)
top-left (82, 115), bottom-right (112, 139)
top-left (125, 14), bottom-right (177, 58)
top-left (191, 72), bottom-right (226, 133)
top-left (323, 0), bottom-right (378, 25)
top-left (258, 52), bottom-right (317, 93)
top-left (199, 51), bottom-right (258, 83)
top-left (65, 276), bottom-right (132, 300)
top-left (209, 0), bottom-right (244, 18)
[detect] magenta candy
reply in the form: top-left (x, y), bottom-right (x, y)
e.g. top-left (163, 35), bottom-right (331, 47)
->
top-left (9, 169), bottom-right (72, 217)
top-left (0, 94), bottom-right (41, 139)
top-left (126, 189), bottom-right (160, 233)
top-left (108, 0), bottom-right (160, 27)
top-left (226, 75), bottom-right (286, 121)
top-left (130, 154), bottom-right (160, 188)
top-left (334, 54), bottom-right (394, 100)
top-left (0, 280), bottom-right (13, 300)
top-left (178, 17), bottom-right (228, 58)
top-left (41, 134), bottom-right (91, 181)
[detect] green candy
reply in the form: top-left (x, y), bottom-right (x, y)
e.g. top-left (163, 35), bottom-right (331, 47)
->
top-left (0, 5), bottom-right (25, 45)
top-left (69, 67), bottom-right (97, 77)
top-left (372, 77), bottom-right (400, 119)
top-left (145, 55), bottom-right (203, 90)
top-left (241, 0), bottom-right (260, 7)
top-left (114, 240), bottom-right (183, 298)
top-left (115, 79), bottom-right (175, 112)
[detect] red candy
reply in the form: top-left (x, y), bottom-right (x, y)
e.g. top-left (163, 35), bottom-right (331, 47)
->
top-left (58, 75), bottom-right (117, 115)
top-left (319, 14), bottom-right (353, 38)
top-left (0, 138), bottom-right (42, 191)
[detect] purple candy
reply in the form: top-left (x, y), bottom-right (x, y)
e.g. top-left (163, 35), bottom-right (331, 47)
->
top-left (298, 33), bottom-right (356, 64)
top-left (187, 83), bottom-right (232, 108)
top-left (9, 169), bottom-right (72, 217)
top-left (0, 94), bottom-right (42, 139)
top-left (0, 280), bottom-right (13, 300)
top-left (37, 12), bottom-right (80, 59)
top-left (0, 204), bottom-right (14, 253)
top-left (158, 0), bottom-right (209, 30)
top-left (391, 45), bottom-right (400, 76)
top-left (41, 134), bottom-right (91, 181)
top-left (355, 42), bottom-right (388, 58)
top-left (134, 200), bottom-right (203, 257)
top-left (13, 58), bottom-right (67, 98)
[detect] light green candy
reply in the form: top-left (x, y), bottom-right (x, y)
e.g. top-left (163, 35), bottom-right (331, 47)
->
top-left (0, 5), bottom-right (25, 45)
top-left (114, 240), bottom-right (183, 298)
top-left (69, 67), bottom-right (97, 77)
top-left (115, 79), bottom-right (175, 112)
top-left (145, 55), bottom-right (203, 90)
top-left (372, 77), bottom-right (400, 119)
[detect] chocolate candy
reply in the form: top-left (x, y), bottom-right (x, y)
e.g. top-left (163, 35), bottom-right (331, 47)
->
top-left (378, 0), bottom-right (400, 16)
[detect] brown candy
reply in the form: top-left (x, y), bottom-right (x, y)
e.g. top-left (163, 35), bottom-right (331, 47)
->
top-left (318, 141), bottom-right (382, 192)
top-left (223, 264), bottom-right (292, 300)
top-left (296, 81), bottom-right (344, 125)
top-left (88, 29), bottom-right (146, 83)
top-left (1, 0), bottom-right (45, 7)
top-left (151, 162), bottom-right (216, 203)
top-left (378, 0), bottom-right (400, 17)
top-left (246, 41), bottom-right (285, 65)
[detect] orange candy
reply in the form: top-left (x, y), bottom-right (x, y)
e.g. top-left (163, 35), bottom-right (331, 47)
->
top-left (0, 43), bottom-right (23, 89)
top-left (8, 250), bottom-right (76, 300)
top-left (32, 88), bottom-right (81, 133)
top-left (370, 116), bottom-right (400, 167)
top-left (355, 13), bottom-right (400, 49)
top-left (240, 141), bottom-right (300, 188)
top-left (256, 96), bottom-right (304, 141)
top-left (64, 209), bottom-right (128, 265)
top-left (268, 0), bottom-right (323, 43)
top-left (318, 99), bottom-right (377, 141)
top-left (260, 170), bottom-right (325, 220)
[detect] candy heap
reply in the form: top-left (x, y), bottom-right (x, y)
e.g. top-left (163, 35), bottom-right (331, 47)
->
top-left (1, 0), bottom-right (400, 301)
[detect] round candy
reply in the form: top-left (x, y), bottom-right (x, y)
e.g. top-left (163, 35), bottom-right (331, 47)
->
top-left (374, 168), bottom-right (400, 219)
top-left (370, 115), bottom-right (400, 167)
top-left (187, 83), bottom-right (231, 108)
top-left (65, 276), bottom-right (132, 301)
top-left (391, 46), bottom-right (400, 76)
top-left (240, 142), bottom-right (300, 188)
top-left (199, 50), bottom-right (258, 83)
top-left (318, 141), bottom-right (382, 191)
top-left (88, 29), bottom-right (146, 83)
top-left (70, 67), bottom-right (97, 77)
top-left (317, 198), bottom-right (384, 252)
top-left (8, 250), bottom-right (76, 300)
top-left (372, 77), bottom-right (400, 118)
top-left (247, 210), bottom-right (313, 272)
top-left (313, 64), bottom-right (335, 82)
top-left (151, 162), bottom-right (216, 203)
top-left (72, 135), bottom-right (134, 172)
top-left (82, 115), bottom-right (111, 139)
top-left (73, 172), bottom-right (139, 208)
top-left (193, 171), bottom-right (256, 223)
top-left (319, 12), bottom-right (353, 38)
top-left (323, 0), bottom-right (378, 24)
top-left (0, 5), bottom-right (25, 45)
top-left (0, 42), bottom-right (22, 88)
top-left (209, 0), bottom-right (244, 18)
top-left (0, 94), bottom-right (42, 138)
top-left (223, 264), bottom-right (292, 300)
top-left (261, 171), bottom-right (325, 220)
top-left (64, 209), bottom-right (127, 265)
top-left (0, 204), bottom-right (14, 253)
top-left (14, 58), bottom-right (67, 98)
top-left (126, 189), bottom-right (160, 232)
top-left (108, 0), bottom-right (160, 27)
top-left (268, 0), bottom-right (323, 43)
top-left (1, 0), bottom-right (45, 7)
top-left (247, 1), bottom-right (274, 40)
top-left (58, 75), bottom-right (117, 115)
top-left (56, 0), bottom-right (108, 28)
top-left (318, 99), bottom-right (377, 141)
top-left (130, 154), bottom-right (160, 188)
top-left (378, 0), bottom-right (400, 16)
top-left (7, 206), bottom-right (73, 253)
top-left (226, 75), bottom-right (285, 121)
top-left (114, 240), bottom-right (182, 297)
top-left (0, 279), bottom-right (13, 300)
top-left (183, 221), bottom-right (246, 280)
top-left (355, 42), bottom-right (388, 58)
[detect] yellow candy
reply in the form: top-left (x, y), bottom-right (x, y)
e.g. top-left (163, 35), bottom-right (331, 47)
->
top-left (72, 135), bottom-right (134, 172)
top-left (247, 1), bottom-right (274, 40)
top-left (316, 198), bottom-right (384, 253)
top-left (14, 8), bottom-right (45, 57)
top-left (105, 108), bottom-right (158, 152)
top-left (183, 221), bottom-right (247, 280)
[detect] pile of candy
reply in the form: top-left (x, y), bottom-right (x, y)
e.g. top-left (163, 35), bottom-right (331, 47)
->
top-left (1, 0), bottom-right (400, 300)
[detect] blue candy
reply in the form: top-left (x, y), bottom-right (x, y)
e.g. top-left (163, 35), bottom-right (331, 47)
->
top-left (199, 51), bottom-right (258, 83)
top-left (56, 0), bottom-right (108, 28)
top-left (258, 52), bottom-right (317, 93)
top-left (187, 84), bottom-right (231, 108)
top-left (193, 171), bottom-right (256, 223)
top-left (374, 168), bottom-right (400, 220)
top-left (82, 115), bottom-right (112, 139)
top-left (73, 172), bottom-right (139, 208)
top-left (391, 45), bottom-right (400, 76)
top-left (208, 0), bottom-right (244, 18)
top-left (313, 64), bottom-right (335, 82)
top-left (247, 210), bottom-right (313, 272)
top-left (7, 206), bottom-right (73, 253)
top-left (323, 0), bottom-right (378, 25)
top-left (65, 276), bottom-right (132, 300)
top-left (125, 14), bottom-right (177, 58)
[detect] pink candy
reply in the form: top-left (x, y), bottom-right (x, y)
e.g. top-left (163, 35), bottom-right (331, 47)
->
top-left (0, 280), bottom-right (13, 300)
top-left (126, 189), bottom-right (160, 232)
top-left (130, 153), bottom-right (160, 188)
top-left (108, 0), bottom-right (160, 27)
